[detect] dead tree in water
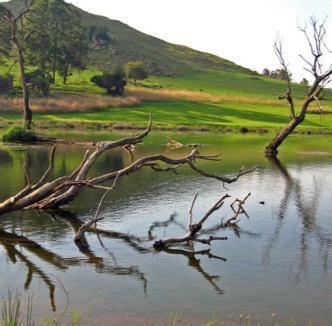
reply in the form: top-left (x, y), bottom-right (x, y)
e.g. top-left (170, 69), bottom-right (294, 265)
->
top-left (0, 117), bottom-right (255, 221)
top-left (265, 17), bottom-right (332, 157)
top-left (153, 192), bottom-right (251, 248)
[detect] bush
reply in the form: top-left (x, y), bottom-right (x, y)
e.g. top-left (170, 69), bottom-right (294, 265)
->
top-left (2, 126), bottom-right (37, 142)
top-left (91, 69), bottom-right (127, 96)
top-left (0, 74), bottom-right (13, 94)
top-left (239, 126), bottom-right (249, 133)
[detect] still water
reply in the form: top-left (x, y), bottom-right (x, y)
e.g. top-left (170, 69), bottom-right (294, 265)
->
top-left (0, 132), bottom-right (331, 325)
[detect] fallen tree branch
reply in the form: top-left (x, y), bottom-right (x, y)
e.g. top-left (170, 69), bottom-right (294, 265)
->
top-left (0, 117), bottom-right (256, 219)
top-left (153, 192), bottom-right (252, 248)
top-left (153, 194), bottom-right (231, 248)
top-left (75, 172), bottom-right (120, 242)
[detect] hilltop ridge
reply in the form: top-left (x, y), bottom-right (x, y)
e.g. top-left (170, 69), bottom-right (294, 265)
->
top-left (3, 0), bottom-right (256, 76)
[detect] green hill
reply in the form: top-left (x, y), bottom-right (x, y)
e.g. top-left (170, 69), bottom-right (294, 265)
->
top-left (3, 0), bottom-right (255, 76)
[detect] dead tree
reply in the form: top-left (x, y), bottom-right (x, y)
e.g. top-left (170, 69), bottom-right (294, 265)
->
top-left (153, 192), bottom-right (251, 248)
top-left (0, 118), bottom-right (255, 218)
top-left (265, 17), bottom-right (332, 157)
top-left (0, 0), bottom-right (37, 129)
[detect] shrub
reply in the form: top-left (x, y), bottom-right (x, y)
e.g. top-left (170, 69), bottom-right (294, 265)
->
top-left (0, 74), bottom-right (13, 94)
top-left (2, 126), bottom-right (37, 142)
top-left (91, 69), bottom-right (127, 96)
top-left (239, 126), bottom-right (249, 133)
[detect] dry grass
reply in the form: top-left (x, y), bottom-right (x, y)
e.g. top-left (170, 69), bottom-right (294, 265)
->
top-left (0, 93), bottom-right (140, 114)
top-left (128, 86), bottom-right (285, 106)
top-left (0, 86), bottom-right (305, 115)
top-left (128, 87), bottom-right (221, 103)
top-left (307, 108), bottom-right (332, 114)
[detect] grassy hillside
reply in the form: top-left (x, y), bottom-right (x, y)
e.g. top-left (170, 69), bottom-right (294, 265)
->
top-left (1, 1), bottom-right (331, 134)
top-left (0, 66), bottom-right (331, 132)
top-left (3, 0), bottom-right (255, 76)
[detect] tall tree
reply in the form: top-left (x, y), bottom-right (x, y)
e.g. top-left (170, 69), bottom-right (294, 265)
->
top-left (47, 0), bottom-right (87, 84)
top-left (0, 1), bottom-right (37, 129)
top-left (24, 0), bottom-right (52, 76)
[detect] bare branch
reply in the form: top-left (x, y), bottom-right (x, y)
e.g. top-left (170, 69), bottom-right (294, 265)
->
top-left (189, 193), bottom-right (199, 229)
top-left (153, 194), bottom-right (231, 248)
top-left (274, 39), bottom-right (295, 118)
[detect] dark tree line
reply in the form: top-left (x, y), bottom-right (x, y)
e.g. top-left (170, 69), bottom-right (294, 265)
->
top-left (262, 68), bottom-right (292, 81)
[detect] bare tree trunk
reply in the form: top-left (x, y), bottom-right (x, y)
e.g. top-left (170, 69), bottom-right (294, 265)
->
top-left (2, 3), bottom-right (35, 129)
top-left (52, 61), bottom-right (56, 83)
top-left (17, 49), bottom-right (33, 129)
top-left (62, 63), bottom-right (69, 85)
top-left (265, 116), bottom-right (304, 156)
top-left (265, 18), bottom-right (332, 157)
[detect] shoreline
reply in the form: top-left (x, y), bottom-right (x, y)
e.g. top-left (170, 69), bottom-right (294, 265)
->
top-left (0, 119), bottom-right (331, 136)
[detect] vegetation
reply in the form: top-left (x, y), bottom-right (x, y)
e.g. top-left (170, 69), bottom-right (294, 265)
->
top-left (90, 69), bottom-right (127, 95)
top-left (25, 69), bottom-right (51, 96)
top-left (24, 0), bottom-right (87, 84)
top-left (2, 126), bottom-right (37, 142)
top-left (0, 291), bottom-right (320, 326)
top-left (0, 69), bottom-right (331, 132)
top-left (0, 0), bottom-right (87, 129)
top-left (0, 1), bottom-right (35, 129)
top-left (262, 68), bottom-right (291, 81)
top-left (0, 74), bottom-right (13, 94)
top-left (0, 2), bottom-right (331, 139)
top-left (124, 61), bottom-right (148, 85)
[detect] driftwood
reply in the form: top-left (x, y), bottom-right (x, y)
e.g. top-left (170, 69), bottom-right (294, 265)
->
top-left (0, 118), bottom-right (256, 236)
top-left (153, 192), bottom-right (252, 248)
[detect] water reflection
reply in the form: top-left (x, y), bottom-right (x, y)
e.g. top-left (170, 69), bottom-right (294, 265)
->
top-left (0, 229), bottom-right (60, 311)
top-left (0, 137), bottom-right (331, 322)
top-left (0, 209), bottom-right (150, 310)
top-left (160, 247), bottom-right (226, 294)
top-left (263, 157), bottom-right (331, 282)
top-left (0, 149), bottom-right (12, 165)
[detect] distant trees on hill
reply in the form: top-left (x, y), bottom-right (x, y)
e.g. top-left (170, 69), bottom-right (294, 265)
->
top-left (262, 68), bottom-right (292, 81)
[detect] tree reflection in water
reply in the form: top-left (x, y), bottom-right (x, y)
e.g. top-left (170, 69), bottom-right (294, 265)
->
top-left (263, 157), bottom-right (331, 282)
top-left (0, 209), bottom-right (149, 311)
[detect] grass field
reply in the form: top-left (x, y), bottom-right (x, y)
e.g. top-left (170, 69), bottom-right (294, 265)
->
top-left (0, 62), bottom-right (331, 132)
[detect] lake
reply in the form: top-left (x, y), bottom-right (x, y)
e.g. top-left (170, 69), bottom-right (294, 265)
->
top-left (0, 132), bottom-right (331, 325)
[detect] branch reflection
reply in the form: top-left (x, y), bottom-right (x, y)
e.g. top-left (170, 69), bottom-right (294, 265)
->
top-left (264, 157), bottom-right (331, 281)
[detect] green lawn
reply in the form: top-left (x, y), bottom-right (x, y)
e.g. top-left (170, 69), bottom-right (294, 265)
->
top-left (1, 62), bottom-right (331, 131)
top-left (1, 100), bottom-right (331, 131)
